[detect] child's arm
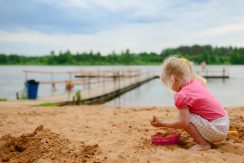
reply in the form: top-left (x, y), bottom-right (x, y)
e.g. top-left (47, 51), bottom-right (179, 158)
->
top-left (151, 108), bottom-right (189, 129)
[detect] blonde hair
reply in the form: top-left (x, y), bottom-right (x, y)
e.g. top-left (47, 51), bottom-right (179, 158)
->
top-left (160, 56), bottom-right (207, 89)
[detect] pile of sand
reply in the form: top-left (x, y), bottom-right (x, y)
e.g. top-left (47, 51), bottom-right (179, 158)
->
top-left (176, 130), bottom-right (195, 149)
top-left (0, 125), bottom-right (100, 163)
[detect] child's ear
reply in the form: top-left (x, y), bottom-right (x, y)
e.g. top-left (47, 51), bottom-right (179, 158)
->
top-left (170, 75), bottom-right (175, 83)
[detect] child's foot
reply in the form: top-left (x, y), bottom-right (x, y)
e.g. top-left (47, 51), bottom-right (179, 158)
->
top-left (189, 143), bottom-right (211, 151)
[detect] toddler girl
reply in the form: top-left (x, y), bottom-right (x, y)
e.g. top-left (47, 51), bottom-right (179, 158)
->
top-left (151, 56), bottom-right (229, 151)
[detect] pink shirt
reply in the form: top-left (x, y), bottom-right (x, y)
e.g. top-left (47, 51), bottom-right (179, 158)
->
top-left (174, 79), bottom-right (227, 121)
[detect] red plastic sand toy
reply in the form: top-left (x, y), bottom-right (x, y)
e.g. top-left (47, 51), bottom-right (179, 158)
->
top-left (151, 132), bottom-right (180, 145)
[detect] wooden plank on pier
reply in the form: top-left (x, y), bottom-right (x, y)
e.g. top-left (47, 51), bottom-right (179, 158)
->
top-left (203, 75), bottom-right (229, 79)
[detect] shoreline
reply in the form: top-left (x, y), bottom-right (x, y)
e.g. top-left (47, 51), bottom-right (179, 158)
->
top-left (2, 100), bottom-right (244, 109)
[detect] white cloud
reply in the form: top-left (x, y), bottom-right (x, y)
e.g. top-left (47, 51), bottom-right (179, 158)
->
top-left (0, 22), bottom-right (183, 55)
top-left (194, 23), bottom-right (244, 38)
top-left (1, 0), bottom-right (244, 55)
top-left (1, 19), bottom-right (244, 55)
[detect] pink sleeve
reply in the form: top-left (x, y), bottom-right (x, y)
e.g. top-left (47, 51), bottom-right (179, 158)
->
top-left (174, 92), bottom-right (192, 109)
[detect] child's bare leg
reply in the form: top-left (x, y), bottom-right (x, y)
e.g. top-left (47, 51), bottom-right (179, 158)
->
top-left (184, 123), bottom-right (211, 151)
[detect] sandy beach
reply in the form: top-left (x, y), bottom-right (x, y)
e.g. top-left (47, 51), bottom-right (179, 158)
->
top-left (0, 102), bottom-right (243, 163)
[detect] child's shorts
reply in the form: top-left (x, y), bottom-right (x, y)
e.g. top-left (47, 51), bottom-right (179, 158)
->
top-left (189, 113), bottom-right (229, 143)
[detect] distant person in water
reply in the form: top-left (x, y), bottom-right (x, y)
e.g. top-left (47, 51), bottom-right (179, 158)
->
top-left (200, 60), bottom-right (207, 73)
top-left (151, 56), bottom-right (229, 151)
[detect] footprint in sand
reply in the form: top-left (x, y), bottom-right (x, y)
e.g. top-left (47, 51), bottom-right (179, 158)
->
top-left (7, 120), bottom-right (16, 124)
top-left (0, 114), bottom-right (8, 121)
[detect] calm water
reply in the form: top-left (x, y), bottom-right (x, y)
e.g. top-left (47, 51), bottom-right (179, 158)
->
top-left (0, 65), bottom-right (244, 107)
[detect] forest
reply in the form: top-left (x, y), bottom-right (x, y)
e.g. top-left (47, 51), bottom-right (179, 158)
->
top-left (0, 45), bottom-right (244, 65)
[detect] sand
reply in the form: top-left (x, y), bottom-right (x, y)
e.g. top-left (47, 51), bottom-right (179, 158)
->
top-left (0, 102), bottom-right (243, 163)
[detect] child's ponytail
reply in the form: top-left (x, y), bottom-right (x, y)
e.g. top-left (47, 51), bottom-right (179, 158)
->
top-left (180, 58), bottom-right (207, 86)
top-left (193, 74), bottom-right (207, 87)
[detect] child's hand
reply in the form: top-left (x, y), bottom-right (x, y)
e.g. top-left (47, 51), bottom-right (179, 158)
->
top-left (151, 115), bottom-right (163, 127)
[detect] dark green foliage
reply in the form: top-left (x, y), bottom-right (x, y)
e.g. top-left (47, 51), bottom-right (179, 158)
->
top-left (0, 45), bottom-right (244, 65)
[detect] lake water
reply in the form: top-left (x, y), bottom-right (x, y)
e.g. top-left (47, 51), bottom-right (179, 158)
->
top-left (0, 65), bottom-right (244, 107)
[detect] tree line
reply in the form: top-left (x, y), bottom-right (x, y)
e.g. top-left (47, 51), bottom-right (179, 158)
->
top-left (0, 45), bottom-right (244, 65)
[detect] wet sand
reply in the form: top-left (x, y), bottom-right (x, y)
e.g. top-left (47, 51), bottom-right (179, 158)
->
top-left (0, 102), bottom-right (243, 162)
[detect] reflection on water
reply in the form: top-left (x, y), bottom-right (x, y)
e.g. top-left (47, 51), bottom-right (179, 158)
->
top-left (106, 79), bottom-right (174, 107)
top-left (0, 65), bottom-right (244, 107)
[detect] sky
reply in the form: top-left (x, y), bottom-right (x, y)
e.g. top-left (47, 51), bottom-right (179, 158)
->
top-left (0, 0), bottom-right (244, 56)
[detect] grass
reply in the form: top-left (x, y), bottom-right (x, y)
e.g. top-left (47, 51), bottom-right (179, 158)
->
top-left (39, 102), bottom-right (59, 107)
top-left (0, 98), bottom-right (7, 102)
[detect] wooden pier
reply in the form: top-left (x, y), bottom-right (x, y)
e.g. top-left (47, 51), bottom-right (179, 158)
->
top-left (198, 67), bottom-right (229, 79)
top-left (21, 69), bottom-right (158, 105)
top-left (69, 75), bottom-right (157, 105)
